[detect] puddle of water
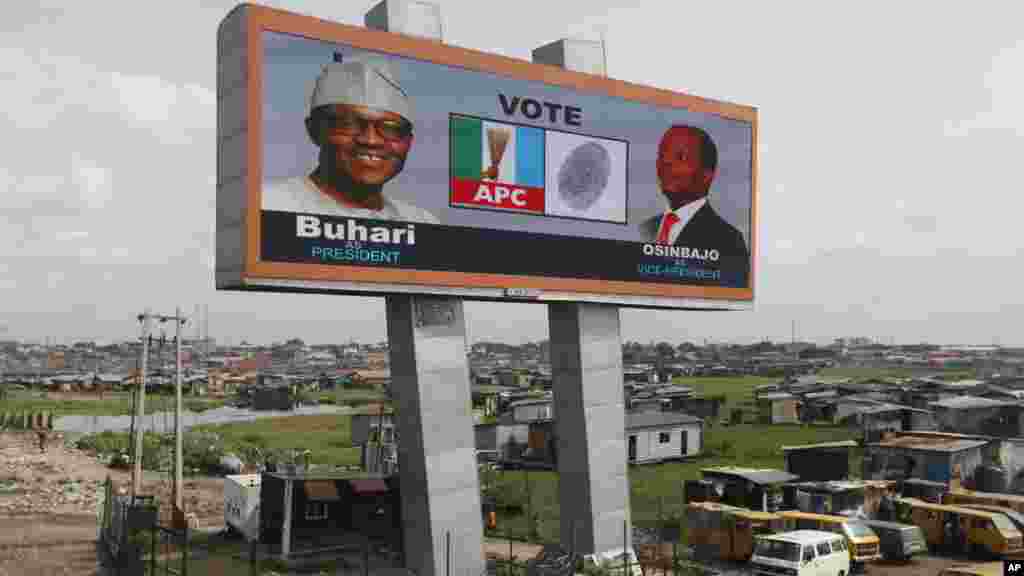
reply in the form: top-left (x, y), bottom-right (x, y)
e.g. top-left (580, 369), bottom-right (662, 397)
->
top-left (53, 405), bottom-right (349, 435)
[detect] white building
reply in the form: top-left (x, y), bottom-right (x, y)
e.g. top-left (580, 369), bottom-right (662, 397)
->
top-left (510, 398), bottom-right (554, 422)
top-left (626, 411), bottom-right (704, 464)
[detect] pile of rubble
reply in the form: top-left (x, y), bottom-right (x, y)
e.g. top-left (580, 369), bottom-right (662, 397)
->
top-left (0, 432), bottom-right (111, 517)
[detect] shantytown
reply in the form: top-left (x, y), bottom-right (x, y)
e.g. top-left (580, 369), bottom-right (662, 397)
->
top-left (294, 215), bottom-right (417, 245)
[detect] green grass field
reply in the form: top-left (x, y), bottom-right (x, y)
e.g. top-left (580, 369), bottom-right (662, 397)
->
top-left (193, 414), bottom-right (361, 469)
top-left (489, 422), bottom-right (860, 543)
top-left (1, 391), bottom-right (225, 417)
top-left (670, 375), bottom-right (776, 406)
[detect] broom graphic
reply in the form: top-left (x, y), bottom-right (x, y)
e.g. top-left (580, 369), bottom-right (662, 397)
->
top-left (481, 128), bottom-right (511, 180)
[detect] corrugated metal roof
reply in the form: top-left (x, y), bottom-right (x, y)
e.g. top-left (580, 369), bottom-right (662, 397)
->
top-left (781, 440), bottom-right (858, 452)
top-left (701, 467), bottom-right (799, 485)
top-left (928, 396), bottom-right (1013, 410)
top-left (626, 411), bottom-right (703, 430)
top-left (509, 398), bottom-right (552, 408)
top-left (869, 435), bottom-right (989, 452)
top-left (758, 392), bottom-right (795, 400)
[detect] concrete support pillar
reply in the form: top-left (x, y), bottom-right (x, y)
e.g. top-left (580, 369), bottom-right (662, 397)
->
top-left (386, 295), bottom-right (483, 576)
top-left (549, 303), bottom-right (630, 556)
top-left (536, 35), bottom-right (628, 557)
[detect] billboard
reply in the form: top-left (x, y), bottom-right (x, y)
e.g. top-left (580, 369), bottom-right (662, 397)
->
top-left (216, 4), bottom-right (758, 309)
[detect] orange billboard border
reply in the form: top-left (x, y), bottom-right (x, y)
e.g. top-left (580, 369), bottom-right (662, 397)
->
top-left (235, 3), bottom-right (759, 304)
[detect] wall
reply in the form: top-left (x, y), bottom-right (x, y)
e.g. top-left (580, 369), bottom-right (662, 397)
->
top-left (862, 414), bottom-right (904, 443)
top-left (513, 403), bottom-right (553, 423)
top-left (629, 430), bottom-right (650, 462)
top-left (351, 413), bottom-right (395, 444)
top-left (862, 446), bottom-right (987, 484)
top-left (997, 439), bottom-right (1024, 492)
top-left (933, 407), bottom-right (1003, 435)
top-left (910, 412), bottom-right (938, 431)
top-left (950, 448), bottom-right (984, 487)
top-left (785, 449), bottom-right (850, 481)
top-left (685, 423), bottom-right (702, 456)
top-left (474, 424), bottom-right (497, 452)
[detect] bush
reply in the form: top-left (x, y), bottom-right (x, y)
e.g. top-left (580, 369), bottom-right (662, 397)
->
top-left (182, 431), bottom-right (226, 474)
top-left (241, 433), bottom-right (268, 449)
top-left (76, 431), bottom-right (166, 470)
top-left (76, 431), bottom-right (129, 454)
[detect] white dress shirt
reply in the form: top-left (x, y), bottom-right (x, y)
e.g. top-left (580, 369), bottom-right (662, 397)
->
top-left (659, 196), bottom-right (707, 244)
top-left (262, 175), bottom-right (440, 225)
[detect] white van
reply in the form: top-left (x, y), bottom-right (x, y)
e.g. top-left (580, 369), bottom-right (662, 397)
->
top-left (751, 530), bottom-right (851, 576)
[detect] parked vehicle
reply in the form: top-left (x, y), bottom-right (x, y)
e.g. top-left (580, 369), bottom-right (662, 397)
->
top-left (751, 530), bottom-right (850, 576)
top-left (778, 511), bottom-right (881, 566)
top-left (895, 497), bottom-right (1024, 557)
top-left (686, 501), bottom-right (783, 561)
top-left (859, 519), bottom-right (926, 561)
top-left (957, 503), bottom-right (1024, 535)
top-left (946, 489), bottom-right (1024, 518)
top-left (938, 562), bottom-right (1006, 576)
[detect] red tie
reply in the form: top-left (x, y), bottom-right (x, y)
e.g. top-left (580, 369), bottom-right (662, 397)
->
top-left (656, 213), bottom-right (680, 244)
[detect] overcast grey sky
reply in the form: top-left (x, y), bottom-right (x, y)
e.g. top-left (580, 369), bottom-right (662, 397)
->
top-left (2, 1), bottom-right (1022, 347)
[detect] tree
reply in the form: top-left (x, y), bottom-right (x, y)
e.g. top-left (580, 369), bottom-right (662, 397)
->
top-left (655, 342), bottom-right (675, 360)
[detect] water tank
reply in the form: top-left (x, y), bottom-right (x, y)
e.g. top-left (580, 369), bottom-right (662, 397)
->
top-left (975, 465), bottom-right (1008, 493)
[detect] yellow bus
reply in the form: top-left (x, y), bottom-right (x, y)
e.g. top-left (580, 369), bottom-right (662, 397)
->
top-left (777, 510), bottom-right (881, 565)
top-left (946, 489), bottom-right (1024, 517)
top-left (686, 502), bottom-right (783, 561)
top-left (938, 562), bottom-right (1006, 576)
top-left (895, 497), bottom-right (1023, 557)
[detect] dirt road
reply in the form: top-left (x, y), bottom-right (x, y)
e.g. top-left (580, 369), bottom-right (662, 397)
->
top-left (0, 431), bottom-right (226, 575)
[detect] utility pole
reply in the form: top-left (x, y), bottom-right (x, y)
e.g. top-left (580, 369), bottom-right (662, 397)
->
top-left (133, 309), bottom-right (187, 512)
top-left (133, 310), bottom-right (152, 500)
top-left (174, 307), bottom-right (185, 512)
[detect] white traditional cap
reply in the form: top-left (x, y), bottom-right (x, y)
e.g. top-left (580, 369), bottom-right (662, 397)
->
top-left (308, 52), bottom-right (413, 123)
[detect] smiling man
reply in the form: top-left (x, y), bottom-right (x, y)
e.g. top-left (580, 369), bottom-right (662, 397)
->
top-left (639, 125), bottom-right (749, 286)
top-left (263, 52), bottom-right (439, 224)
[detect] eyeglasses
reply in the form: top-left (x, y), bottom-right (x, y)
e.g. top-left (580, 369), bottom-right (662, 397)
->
top-left (324, 112), bottom-right (412, 141)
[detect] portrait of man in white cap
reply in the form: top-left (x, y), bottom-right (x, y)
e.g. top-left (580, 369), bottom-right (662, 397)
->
top-left (262, 51), bottom-right (439, 224)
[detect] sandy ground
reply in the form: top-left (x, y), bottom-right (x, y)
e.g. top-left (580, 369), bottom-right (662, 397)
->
top-left (0, 431), bottom-right (225, 576)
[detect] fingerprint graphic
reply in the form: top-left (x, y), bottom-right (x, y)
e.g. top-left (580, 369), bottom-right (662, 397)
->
top-left (557, 141), bottom-right (611, 212)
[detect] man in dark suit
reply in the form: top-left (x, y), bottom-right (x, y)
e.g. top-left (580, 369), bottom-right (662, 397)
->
top-left (639, 125), bottom-right (750, 287)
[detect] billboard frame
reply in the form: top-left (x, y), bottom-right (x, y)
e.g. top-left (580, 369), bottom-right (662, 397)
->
top-left (216, 3), bottom-right (759, 310)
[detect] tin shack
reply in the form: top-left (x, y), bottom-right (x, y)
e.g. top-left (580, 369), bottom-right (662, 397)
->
top-left (781, 440), bottom-right (858, 482)
top-left (258, 470), bottom-right (401, 561)
top-left (700, 467), bottom-right (799, 512)
top-left (862, 433), bottom-right (990, 484)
